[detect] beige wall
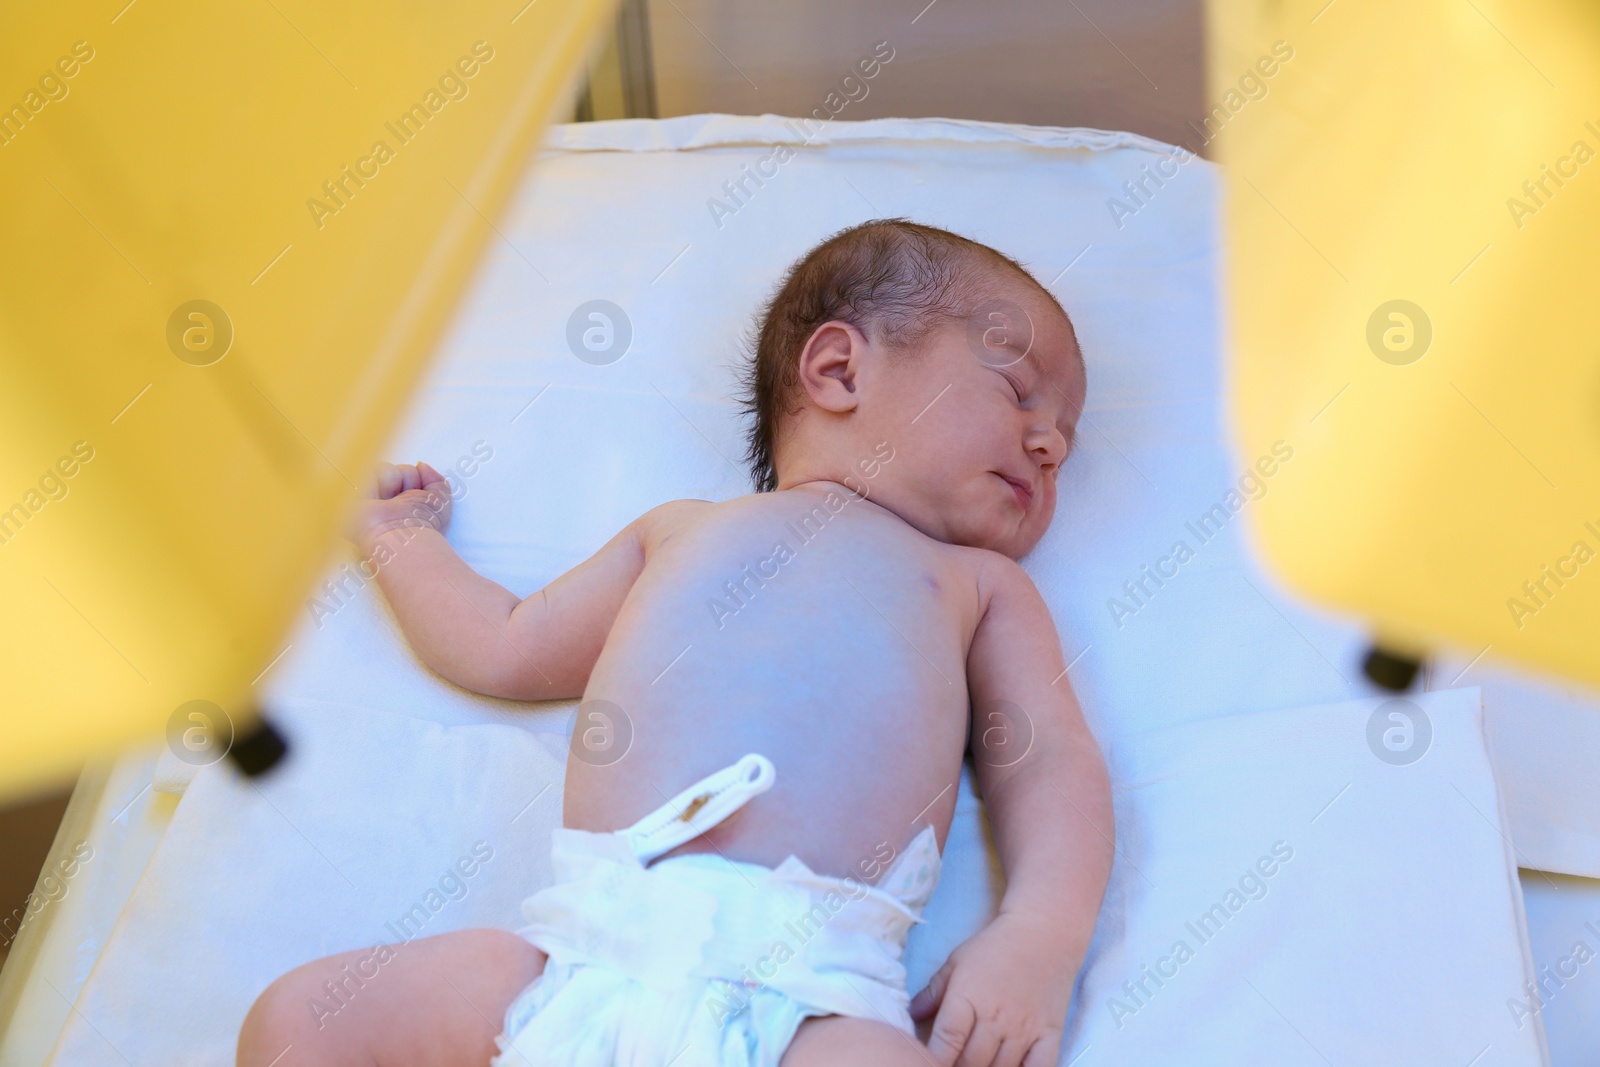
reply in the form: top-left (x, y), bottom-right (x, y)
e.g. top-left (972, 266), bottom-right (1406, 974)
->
top-left (644, 0), bottom-right (1204, 150)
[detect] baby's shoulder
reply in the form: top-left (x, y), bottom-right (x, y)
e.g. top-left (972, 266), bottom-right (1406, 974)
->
top-left (634, 497), bottom-right (716, 545)
top-left (643, 497), bottom-right (716, 521)
top-left (951, 544), bottom-right (1041, 608)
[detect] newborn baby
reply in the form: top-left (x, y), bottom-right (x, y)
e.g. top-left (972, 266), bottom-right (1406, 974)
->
top-left (239, 219), bottom-right (1113, 1067)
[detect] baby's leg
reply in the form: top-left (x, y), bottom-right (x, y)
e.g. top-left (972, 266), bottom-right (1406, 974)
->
top-left (783, 1016), bottom-right (938, 1067)
top-left (237, 928), bottom-right (544, 1067)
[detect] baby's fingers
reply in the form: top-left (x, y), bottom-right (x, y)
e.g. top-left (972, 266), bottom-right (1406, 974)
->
top-left (911, 960), bottom-right (953, 1021)
top-left (415, 460), bottom-right (449, 492)
top-left (375, 462), bottom-right (404, 499)
top-left (951, 1014), bottom-right (1001, 1067)
top-left (985, 1033), bottom-right (1030, 1067)
top-left (1021, 1034), bottom-right (1062, 1067)
top-left (925, 995), bottom-right (976, 1067)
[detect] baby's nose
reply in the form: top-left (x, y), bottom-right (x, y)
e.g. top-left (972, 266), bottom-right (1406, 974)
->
top-left (1027, 426), bottom-right (1068, 465)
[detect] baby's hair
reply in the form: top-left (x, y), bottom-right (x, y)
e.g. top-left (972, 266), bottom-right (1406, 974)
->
top-left (735, 218), bottom-right (1075, 493)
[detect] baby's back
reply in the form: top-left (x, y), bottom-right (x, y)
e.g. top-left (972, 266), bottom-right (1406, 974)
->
top-left (563, 485), bottom-right (985, 881)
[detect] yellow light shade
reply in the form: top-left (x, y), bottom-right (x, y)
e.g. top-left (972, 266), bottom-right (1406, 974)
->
top-left (1208, 0), bottom-right (1600, 687)
top-left (0, 0), bottom-right (615, 800)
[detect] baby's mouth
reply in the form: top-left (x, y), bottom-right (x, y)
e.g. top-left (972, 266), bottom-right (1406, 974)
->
top-left (997, 473), bottom-right (1032, 510)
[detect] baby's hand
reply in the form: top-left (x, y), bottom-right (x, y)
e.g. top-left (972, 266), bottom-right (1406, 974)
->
top-left (910, 910), bottom-right (1078, 1067)
top-left (349, 461), bottom-right (453, 550)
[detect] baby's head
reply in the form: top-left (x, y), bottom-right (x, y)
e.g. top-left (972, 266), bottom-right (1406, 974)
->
top-left (737, 219), bottom-right (1085, 560)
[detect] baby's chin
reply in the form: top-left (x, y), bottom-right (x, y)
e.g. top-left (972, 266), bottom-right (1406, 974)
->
top-left (944, 510), bottom-right (1037, 556)
top-left (993, 511), bottom-right (1055, 558)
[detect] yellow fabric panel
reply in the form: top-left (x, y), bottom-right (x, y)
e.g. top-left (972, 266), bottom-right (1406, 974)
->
top-left (0, 1), bottom-right (613, 799)
top-left (1209, 0), bottom-right (1600, 687)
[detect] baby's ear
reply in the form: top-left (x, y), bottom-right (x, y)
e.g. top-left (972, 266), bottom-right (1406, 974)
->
top-left (796, 321), bottom-right (863, 413)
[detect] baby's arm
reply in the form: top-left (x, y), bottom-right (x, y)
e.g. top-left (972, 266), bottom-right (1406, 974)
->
top-left (351, 461), bottom-right (661, 701)
top-left (911, 553), bottom-right (1114, 1067)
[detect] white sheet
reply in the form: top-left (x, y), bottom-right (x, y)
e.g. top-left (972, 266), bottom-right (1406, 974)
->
top-left (0, 747), bottom-right (172, 1067)
top-left (1074, 687), bottom-right (1544, 1065)
top-left (6, 113), bottom-right (1551, 1064)
top-left (36, 690), bottom-right (1543, 1065)
top-left (42, 701), bottom-right (568, 1065)
top-left (1518, 872), bottom-right (1600, 1061)
top-left (1431, 652), bottom-right (1600, 879)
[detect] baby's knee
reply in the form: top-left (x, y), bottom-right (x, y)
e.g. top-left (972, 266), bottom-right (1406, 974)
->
top-left (237, 971), bottom-right (313, 1065)
top-left (236, 931), bottom-right (544, 1065)
top-left (465, 927), bottom-right (546, 980)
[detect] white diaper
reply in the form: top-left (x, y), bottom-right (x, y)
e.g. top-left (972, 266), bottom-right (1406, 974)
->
top-left (492, 754), bottom-right (942, 1067)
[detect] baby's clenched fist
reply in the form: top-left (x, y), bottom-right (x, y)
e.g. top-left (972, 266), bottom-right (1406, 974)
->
top-left (350, 461), bottom-right (453, 551)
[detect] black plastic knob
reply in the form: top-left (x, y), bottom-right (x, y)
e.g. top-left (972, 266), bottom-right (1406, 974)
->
top-left (1363, 645), bottom-right (1423, 692)
top-left (227, 716), bottom-right (289, 777)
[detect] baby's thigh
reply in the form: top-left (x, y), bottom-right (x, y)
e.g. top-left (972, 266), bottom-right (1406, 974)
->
top-left (237, 928), bottom-right (544, 1067)
top-left (782, 1015), bottom-right (937, 1067)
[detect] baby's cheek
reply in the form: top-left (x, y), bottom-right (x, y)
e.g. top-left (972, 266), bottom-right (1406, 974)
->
top-left (1037, 502), bottom-right (1059, 540)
